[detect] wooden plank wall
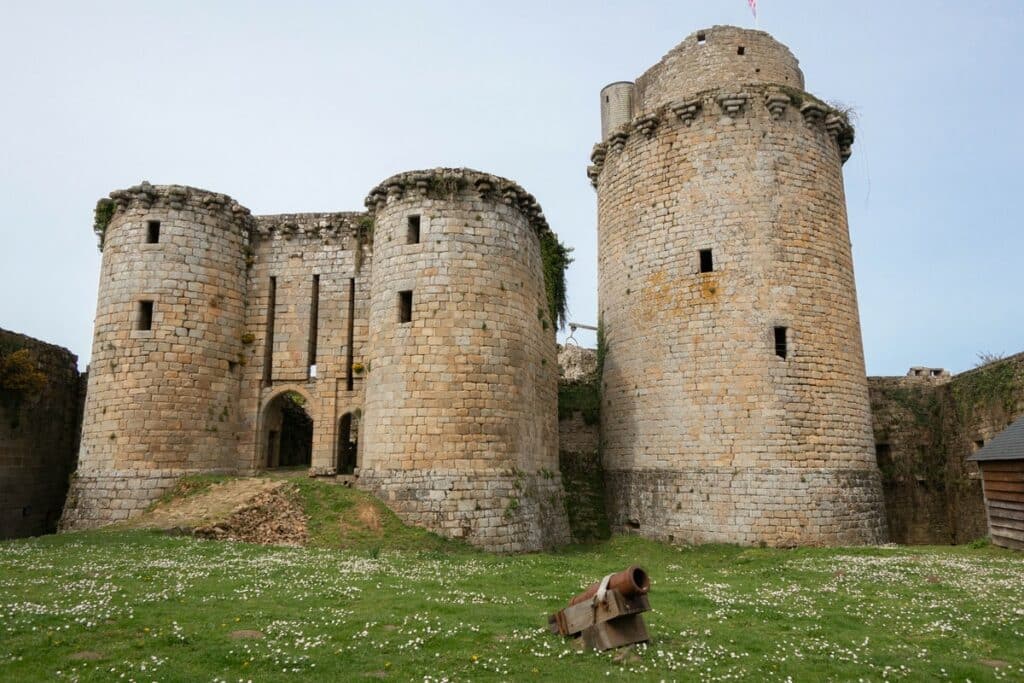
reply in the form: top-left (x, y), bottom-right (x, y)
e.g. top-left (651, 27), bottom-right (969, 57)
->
top-left (981, 460), bottom-right (1024, 550)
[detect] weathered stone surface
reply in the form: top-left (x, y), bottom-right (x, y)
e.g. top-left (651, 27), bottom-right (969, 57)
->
top-left (594, 26), bottom-right (885, 546)
top-left (0, 329), bottom-right (83, 539)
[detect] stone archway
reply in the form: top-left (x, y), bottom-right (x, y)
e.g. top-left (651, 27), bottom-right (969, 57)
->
top-left (260, 390), bottom-right (313, 470)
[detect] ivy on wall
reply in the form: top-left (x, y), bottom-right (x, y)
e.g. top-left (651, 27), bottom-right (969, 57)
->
top-left (93, 198), bottom-right (116, 251)
top-left (539, 231), bottom-right (572, 331)
top-left (0, 342), bottom-right (46, 429)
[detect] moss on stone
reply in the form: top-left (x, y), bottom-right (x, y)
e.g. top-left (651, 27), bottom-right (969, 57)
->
top-left (539, 231), bottom-right (572, 331)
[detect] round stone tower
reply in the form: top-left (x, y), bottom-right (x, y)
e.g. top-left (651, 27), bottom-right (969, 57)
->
top-left (62, 183), bottom-right (252, 529)
top-left (592, 26), bottom-right (886, 546)
top-left (358, 168), bottom-right (570, 552)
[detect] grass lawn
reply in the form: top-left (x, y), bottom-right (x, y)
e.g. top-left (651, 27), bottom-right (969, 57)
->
top-left (1, 482), bottom-right (1023, 682)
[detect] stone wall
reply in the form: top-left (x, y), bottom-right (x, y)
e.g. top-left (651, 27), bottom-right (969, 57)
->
top-left (0, 329), bottom-right (83, 538)
top-left (593, 26), bottom-right (883, 546)
top-left (238, 213), bottom-right (370, 475)
top-left (359, 169), bottom-right (570, 551)
top-left (869, 353), bottom-right (1024, 544)
top-left (557, 345), bottom-right (609, 541)
top-left (64, 184), bottom-right (252, 529)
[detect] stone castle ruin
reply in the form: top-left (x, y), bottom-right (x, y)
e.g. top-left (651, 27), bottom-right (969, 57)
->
top-left (29, 26), bottom-right (1017, 549)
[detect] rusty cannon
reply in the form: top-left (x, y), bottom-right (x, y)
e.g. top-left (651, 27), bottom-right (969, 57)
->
top-left (548, 565), bottom-right (652, 651)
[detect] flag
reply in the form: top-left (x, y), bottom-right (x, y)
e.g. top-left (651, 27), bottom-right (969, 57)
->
top-left (748, 0), bottom-right (757, 18)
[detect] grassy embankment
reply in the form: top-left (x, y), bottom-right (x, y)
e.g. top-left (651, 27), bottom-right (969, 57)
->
top-left (1, 478), bottom-right (1022, 681)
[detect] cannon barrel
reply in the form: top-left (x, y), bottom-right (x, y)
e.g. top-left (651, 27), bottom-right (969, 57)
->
top-left (568, 565), bottom-right (650, 606)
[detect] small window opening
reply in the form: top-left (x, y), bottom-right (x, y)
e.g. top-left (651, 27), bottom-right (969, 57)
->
top-left (137, 300), bottom-right (154, 331)
top-left (875, 443), bottom-right (892, 467)
top-left (973, 439), bottom-right (985, 451)
top-left (407, 215), bottom-right (421, 244)
top-left (605, 95), bottom-right (609, 103)
top-left (699, 249), bottom-right (714, 273)
top-left (697, 32), bottom-right (706, 44)
top-left (737, 46), bottom-right (745, 56)
top-left (398, 290), bottom-right (413, 324)
top-left (146, 220), bottom-right (161, 243)
top-left (773, 326), bottom-right (788, 358)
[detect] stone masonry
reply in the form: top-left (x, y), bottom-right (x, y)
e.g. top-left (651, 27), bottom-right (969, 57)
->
top-left (59, 26), bottom-right (905, 550)
top-left (0, 329), bottom-right (83, 538)
top-left (593, 26), bottom-right (886, 546)
top-left (61, 170), bottom-right (570, 552)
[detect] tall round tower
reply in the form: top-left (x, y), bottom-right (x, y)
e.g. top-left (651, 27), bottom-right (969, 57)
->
top-left (358, 168), bottom-right (570, 552)
top-left (593, 26), bottom-right (886, 546)
top-left (62, 183), bottom-right (252, 529)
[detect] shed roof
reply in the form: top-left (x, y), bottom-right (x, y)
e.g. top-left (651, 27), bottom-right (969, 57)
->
top-left (967, 415), bottom-right (1024, 462)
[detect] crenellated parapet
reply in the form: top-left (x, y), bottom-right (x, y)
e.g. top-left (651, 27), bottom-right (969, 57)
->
top-left (364, 167), bottom-right (550, 236)
top-left (587, 83), bottom-right (855, 187)
top-left (95, 182), bottom-right (254, 250)
top-left (253, 212), bottom-right (369, 244)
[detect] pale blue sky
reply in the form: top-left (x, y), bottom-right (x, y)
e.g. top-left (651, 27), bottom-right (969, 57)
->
top-left (1, 1), bottom-right (1020, 375)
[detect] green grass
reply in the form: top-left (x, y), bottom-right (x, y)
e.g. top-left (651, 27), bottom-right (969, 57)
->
top-left (2, 484), bottom-right (1023, 681)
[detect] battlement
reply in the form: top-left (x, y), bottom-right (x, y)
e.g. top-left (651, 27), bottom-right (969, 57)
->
top-left (253, 212), bottom-right (369, 243)
top-left (365, 167), bottom-right (549, 236)
top-left (589, 82), bottom-right (854, 187)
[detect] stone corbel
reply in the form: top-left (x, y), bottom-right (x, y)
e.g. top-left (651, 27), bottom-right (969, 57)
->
top-left (669, 99), bottom-right (702, 126)
top-left (501, 186), bottom-right (520, 205)
top-left (608, 130), bottom-right (629, 153)
top-left (717, 92), bottom-right (750, 117)
top-left (385, 182), bottom-right (404, 202)
top-left (800, 102), bottom-right (827, 128)
top-left (632, 113), bottom-right (660, 138)
top-left (764, 91), bottom-right (790, 120)
top-left (590, 143), bottom-right (607, 167)
top-left (474, 177), bottom-right (493, 199)
top-left (587, 165), bottom-right (600, 188)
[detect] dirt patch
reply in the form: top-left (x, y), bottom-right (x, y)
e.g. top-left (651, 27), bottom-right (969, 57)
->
top-left (980, 659), bottom-right (1009, 668)
top-left (125, 478), bottom-right (309, 547)
top-left (357, 502), bottom-right (383, 531)
top-left (195, 486), bottom-right (308, 547)
top-left (229, 630), bottom-right (265, 640)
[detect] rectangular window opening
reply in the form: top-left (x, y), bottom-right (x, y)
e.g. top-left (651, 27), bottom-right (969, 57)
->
top-left (263, 277), bottom-right (276, 385)
top-left (697, 32), bottom-right (706, 44)
top-left (773, 326), bottom-right (788, 359)
top-left (307, 274), bottom-right (320, 377)
top-left (398, 290), bottom-right (413, 324)
top-left (737, 46), bottom-right (746, 56)
top-left (346, 278), bottom-right (356, 391)
top-left (136, 300), bottom-right (154, 331)
top-left (699, 248), bottom-right (714, 273)
top-left (146, 220), bottom-right (161, 243)
top-left (406, 215), bottom-right (421, 244)
top-left (875, 443), bottom-right (892, 467)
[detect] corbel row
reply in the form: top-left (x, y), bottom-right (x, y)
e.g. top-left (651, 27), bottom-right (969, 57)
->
top-left (589, 88), bottom-right (856, 186)
top-left (364, 169), bottom-right (550, 234)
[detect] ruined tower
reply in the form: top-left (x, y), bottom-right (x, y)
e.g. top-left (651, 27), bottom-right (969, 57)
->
top-left (592, 26), bottom-right (887, 545)
top-left (64, 184), bottom-right (251, 527)
top-left (358, 169), bottom-right (571, 551)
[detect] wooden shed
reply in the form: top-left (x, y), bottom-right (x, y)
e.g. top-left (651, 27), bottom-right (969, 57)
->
top-left (967, 416), bottom-right (1024, 550)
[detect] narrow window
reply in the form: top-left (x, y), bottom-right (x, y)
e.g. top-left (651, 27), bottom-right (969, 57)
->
top-left (773, 326), bottom-right (788, 358)
top-left (407, 215), bottom-right (421, 244)
top-left (136, 300), bottom-right (154, 331)
top-left (146, 220), bottom-right (161, 243)
top-left (263, 277), bottom-right (276, 385)
top-left (699, 249), bottom-right (714, 273)
top-left (737, 46), bottom-right (745, 55)
top-left (697, 31), bottom-right (706, 44)
top-left (973, 439), bottom-right (985, 451)
top-left (398, 290), bottom-right (413, 324)
top-left (346, 278), bottom-right (355, 391)
top-left (307, 274), bottom-right (320, 377)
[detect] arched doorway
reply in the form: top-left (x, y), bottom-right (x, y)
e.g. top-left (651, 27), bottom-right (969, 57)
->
top-left (262, 390), bottom-right (313, 469)
top-left (337, 410), bottom-right (359, 474)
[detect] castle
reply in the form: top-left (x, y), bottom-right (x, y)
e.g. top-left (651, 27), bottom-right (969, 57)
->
top-left (59, 26), bottom-right (889, 549)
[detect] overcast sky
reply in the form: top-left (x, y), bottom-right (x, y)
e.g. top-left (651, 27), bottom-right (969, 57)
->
top-left (1, 1), bottom-right (1020, 375)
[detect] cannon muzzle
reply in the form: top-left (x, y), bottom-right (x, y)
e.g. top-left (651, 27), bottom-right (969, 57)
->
top-left (568, 565), bottom-right (650, 606)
